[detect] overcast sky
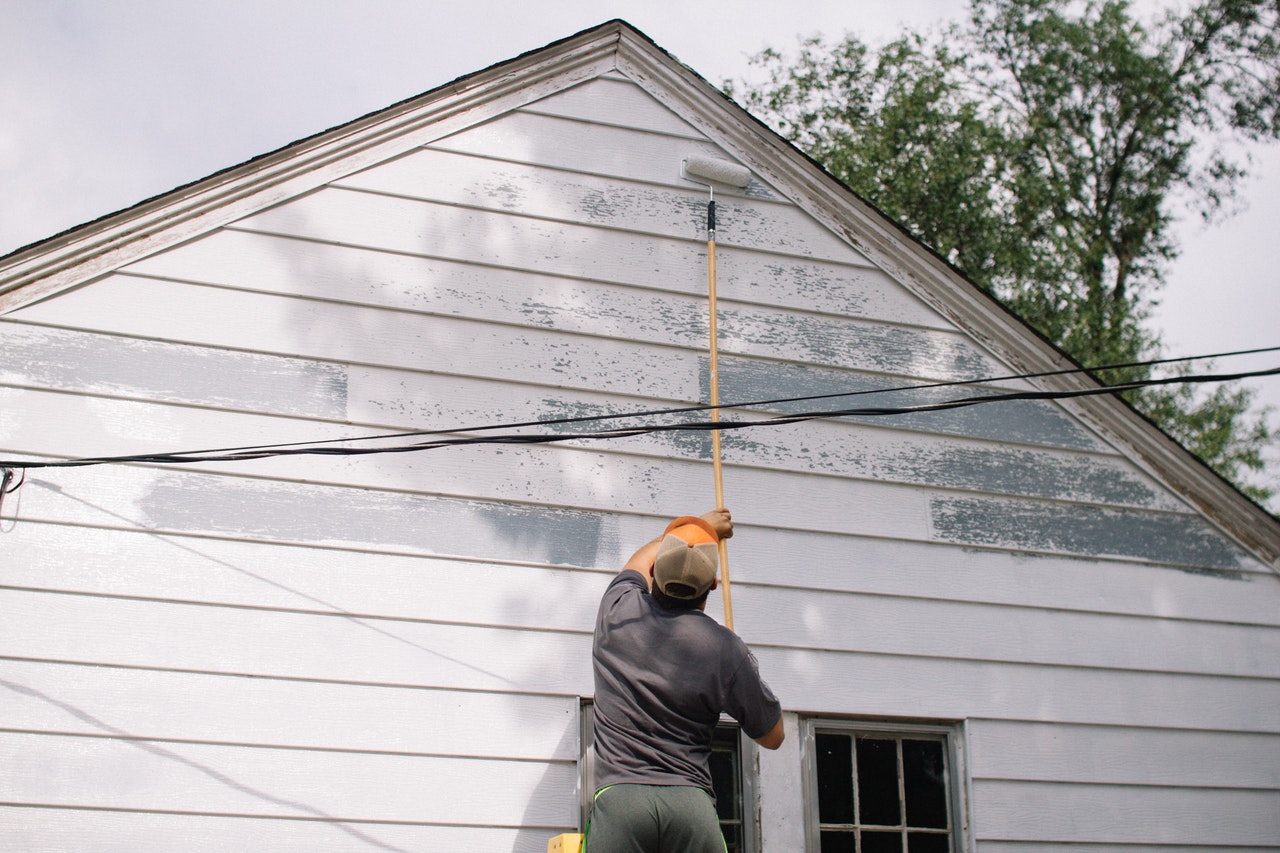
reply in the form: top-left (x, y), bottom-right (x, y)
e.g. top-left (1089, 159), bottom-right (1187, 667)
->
top-left (2, 0), bottom-right (1276, 499)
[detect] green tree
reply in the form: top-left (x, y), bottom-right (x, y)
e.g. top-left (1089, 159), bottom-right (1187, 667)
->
top-left (729, 0), bottom-right (1278, 503)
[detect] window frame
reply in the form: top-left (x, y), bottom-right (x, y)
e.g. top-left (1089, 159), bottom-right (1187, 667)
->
top-left (800, 718), bottom-right (968, 853)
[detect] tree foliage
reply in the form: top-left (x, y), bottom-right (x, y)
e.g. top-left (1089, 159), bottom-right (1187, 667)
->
top-left (728, 0), bottom-right (1278, 502)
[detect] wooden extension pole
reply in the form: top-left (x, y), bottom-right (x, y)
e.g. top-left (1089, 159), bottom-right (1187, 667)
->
top-left (683, 157), bottom-right (751, 632)
top-left (705, 194), bottom-right (733, 632)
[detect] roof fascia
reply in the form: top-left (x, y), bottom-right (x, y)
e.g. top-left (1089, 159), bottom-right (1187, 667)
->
top-left (0, 22), bottom-right (627, 315)
top-left (615, 30), bottom-right (1280, 569)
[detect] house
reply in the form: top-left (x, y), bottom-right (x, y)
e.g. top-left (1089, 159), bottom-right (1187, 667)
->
top-left (2, 19), bottom-right (1277, 852)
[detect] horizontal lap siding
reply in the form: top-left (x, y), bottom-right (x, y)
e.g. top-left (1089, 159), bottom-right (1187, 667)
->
top-left (0, 658), bottom-right (577, 761)
top-left (0, 308), bottom-right (1109, 457)
top-left (9, 270), bottom-right (996, 403)
top-left (4, 432), bottom-right (1242, 575)
top-left (966, 720), bottom-right (1280, 848)
top-left (757, 650), bottom-right (1279, 733)
top-left (7, 516), bottom-right (1275, 634)
top-left (967, 720), bottom-right (1280, 789)
top-left (125, 225), bottom-right (928, 328)
top-left (4, 523), bottom-right (1273, 684)
top-left (0, 523), bottom-right (604, 633)
top-left (1, 575), bottom-right (585, 845)
top-left (1, 381), bottom-right (1185, 511)
top-left (5, 808), bottom-right (541, 853)
top-left (736, 587), bottom-right (1280, 679)
top-left (0, 321), bottom-right (347, 420)
top-left (3, 71), bottom-right (1276, 853)
top-left (0, 730), bottom-right (576, 827)
top-left (972, 780), bottom-right (1280, 847)
top-left (1, 587), bottom-right (590, 697)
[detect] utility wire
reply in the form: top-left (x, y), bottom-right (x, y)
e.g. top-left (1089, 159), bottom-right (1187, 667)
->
top-left (114, 343), bottom-right (1280, 458)
top-left (2, 348), bottom-right (1276, 472)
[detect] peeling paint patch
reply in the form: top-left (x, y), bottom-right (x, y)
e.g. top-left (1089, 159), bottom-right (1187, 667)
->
top-left (534, 398), bottom-right (712, 459)
top-left (750, 262), bottom-right (872, 316)
top-left (1, 322), bottom-right (347, 420)
top-left (483, 177), bottom-right (526, 211)
top-left (139, 473), bottom-right (608, 568)
top-left (532, 393), bottom-right (1157, 507)
top-left (721, 427), bottom-right (1168, 507)
top-left (905, 445), bottom-right (1165, 507)
top-left (930, 496), bottom-right (1249, 573)
top-left (720, 309), bottom-right (991, 377)
top-left (717, 359), bottom-right (1103, 450)
top-left (531, 385), bottom-right (1157, 507)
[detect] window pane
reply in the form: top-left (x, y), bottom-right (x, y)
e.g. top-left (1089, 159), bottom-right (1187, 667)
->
top-left (816, 733), bottom-right (855, 824)
top-left (820, 830), bottom-right (857, 853)
top-left (861, 829), bottom-right (905, 853)
top-left (856, 737), bottom-right (901, 826)
top-left (902, 739), bottom-right (947, 829)
top-left (908, 832), bottom-right (950, 853)
top-left (710, 725), bottom-right (744, 852)
top-left (710, 747), bottom-right (738, 821)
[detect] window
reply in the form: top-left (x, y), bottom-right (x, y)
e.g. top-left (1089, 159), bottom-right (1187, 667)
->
top-left (709, 723), bottom-right (752, 853)
top-left (806, 721), bottom-right (961, 853)
top-left (580, 703), bottom-right (757, 851)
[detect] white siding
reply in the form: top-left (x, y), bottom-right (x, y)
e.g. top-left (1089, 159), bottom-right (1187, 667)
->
top-left (2, 52), bottom-right (1277, 853)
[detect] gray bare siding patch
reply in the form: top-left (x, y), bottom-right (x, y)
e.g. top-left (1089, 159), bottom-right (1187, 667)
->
top-left (748, 262), bottom-right (871, 317)
top-left (525, 395), bottom-right (1164, 507)
top-left (530, 393), bottom-right (1163, 506)
top-left (139, 472), bottom-right (607, 568)
top-left (533, 397), bottom-right (714, 459)
top-left (1, 322), bottom-right (347, 420)
top-left (720, 309), bottom-right (990, 377)
top-left (716, 358), bottom-right (1103, 450)
top-left (930, 496), bottom-right (1250, 573)
top-left (725, 431), bottom-right (1167, 507)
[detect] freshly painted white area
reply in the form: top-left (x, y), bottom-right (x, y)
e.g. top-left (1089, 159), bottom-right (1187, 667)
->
top-left (973, 778), bottom-right (1278, 847)
top-left (1, 658), bottom-right (578, 759)
top-left (5, 808), bottom-right (538, 853)
top-left (966, 719), bottom-right (1280, 789)
top-left (1, 25), bottom-right (1276, 852)
top-left (0, 730), bottom-right (577, 825)
top-left (753, 647), bottom-right (1278, 733)
top-left (125, 226), bottom-right (927, 326)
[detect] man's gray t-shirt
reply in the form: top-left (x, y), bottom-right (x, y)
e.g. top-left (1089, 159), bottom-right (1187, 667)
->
top-left (591, 570), bottom-right (782, 793)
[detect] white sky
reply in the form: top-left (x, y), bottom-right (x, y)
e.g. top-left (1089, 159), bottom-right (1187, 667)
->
top-left (2, 0), bottom-right (1276, 500)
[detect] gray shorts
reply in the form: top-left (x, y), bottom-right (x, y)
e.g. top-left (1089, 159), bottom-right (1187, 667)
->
top-left (586, 784), bottom-right (725, 853)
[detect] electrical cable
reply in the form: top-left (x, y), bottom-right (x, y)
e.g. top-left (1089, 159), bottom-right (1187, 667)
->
top-left (14, 343), bottom-right (1274, 469)
top-left (0, 466), bottom-right (25, 530)
top-left (1, 355), bottom-right (1275, 472)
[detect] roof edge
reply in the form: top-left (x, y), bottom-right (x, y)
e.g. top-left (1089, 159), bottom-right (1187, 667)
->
top-left (0, 19), bottom-right (633, 314)
top-left (610, 29), bottom-right (1280, 567)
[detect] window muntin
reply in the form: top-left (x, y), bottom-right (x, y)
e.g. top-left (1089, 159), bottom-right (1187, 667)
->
top-left (808, 722), bottom-right (958, 853)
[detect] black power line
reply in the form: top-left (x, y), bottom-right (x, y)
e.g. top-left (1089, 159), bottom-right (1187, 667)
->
top-left (2, 348), bottom-right (1276, 472)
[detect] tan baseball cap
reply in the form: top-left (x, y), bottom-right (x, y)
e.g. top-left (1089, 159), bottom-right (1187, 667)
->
top-left (652, 516), bottom-right (720, 599)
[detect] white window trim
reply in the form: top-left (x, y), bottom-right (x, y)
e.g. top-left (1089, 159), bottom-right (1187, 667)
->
top-left (799, 717), bottom-right (971, 853)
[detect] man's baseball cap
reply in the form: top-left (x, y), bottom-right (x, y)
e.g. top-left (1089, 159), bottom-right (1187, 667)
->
top-left (652, 516), bottom-right (720, 599)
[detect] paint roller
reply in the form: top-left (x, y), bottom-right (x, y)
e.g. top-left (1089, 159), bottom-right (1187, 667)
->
top-left (681, 154), bottom-right (752, 631)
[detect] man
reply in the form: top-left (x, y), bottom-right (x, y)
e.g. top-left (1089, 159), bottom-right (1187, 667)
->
top-left (587, 508), bottom-right (784, 853)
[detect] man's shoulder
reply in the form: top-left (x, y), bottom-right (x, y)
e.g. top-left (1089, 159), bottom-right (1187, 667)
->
top-left (607, 569), bottom-right (648, 593)
top-left (600, 570), bottom-right (649, 610)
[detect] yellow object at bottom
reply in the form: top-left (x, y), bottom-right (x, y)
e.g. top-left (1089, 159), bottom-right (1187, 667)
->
top-left (547, 833), bottom-right (583, 853)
